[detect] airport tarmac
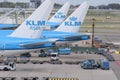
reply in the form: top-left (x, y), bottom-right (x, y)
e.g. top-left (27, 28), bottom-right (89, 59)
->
top-left (80, 28), bottom-right (120, 42)
top-left (0, 53), bottom-right (118, 80)
top-left (0, 64), bottom-right (117, 80)
top-left (110, 61), bottom-right (120, 80)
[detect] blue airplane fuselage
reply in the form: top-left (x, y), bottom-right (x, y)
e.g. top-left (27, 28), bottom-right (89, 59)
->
top-left (0, 35), bottom-right (53, 50)
top-left (0, 22), bottom-right (61, 29)
top-left (0, 24), bottom-right (18, 29)
top-left (0, 30), bottom-right (90, 43)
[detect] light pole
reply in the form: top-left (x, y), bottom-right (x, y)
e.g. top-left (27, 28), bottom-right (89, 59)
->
top-left (92, 18), bottom-right (96, 47)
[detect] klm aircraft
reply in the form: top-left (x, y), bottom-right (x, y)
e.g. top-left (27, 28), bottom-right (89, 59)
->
top-left (0, 2), bottom-right (90, 45)
top-left (42, 2), bottom-right (90, 43)
top-left (0, 0), bottom-right (55, 55)
top-left (0, 2), bottom-right (70, 29)
top-left (46, 2), bottom-right (70, 29)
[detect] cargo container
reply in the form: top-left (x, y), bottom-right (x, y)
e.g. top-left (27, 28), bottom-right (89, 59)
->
top-left (99, 59), bottom-right (109, 70)
top-left (58, 48), bottom-right (71, 55)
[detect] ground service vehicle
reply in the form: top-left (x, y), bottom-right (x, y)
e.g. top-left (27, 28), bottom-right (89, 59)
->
top-left (50, 52), bottom-right (59, 61)
top-left (38, 53), bottom-right (47, 57)
top-left (81, 59), bottom-right (97, 69)
top-left (0, 62), bottom-right (16, 71)
top-left (98, 59), bottom-right (109, 70)
top-left (58, 48), bottom-right (71, 55)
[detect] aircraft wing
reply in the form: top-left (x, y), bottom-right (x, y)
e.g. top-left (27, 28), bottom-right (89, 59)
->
top-left (63, 35), bottom-right (90, 41)
top-left (20, 39), bottom-right (58, 47)
top-left (20, 42), bottom-right (51, 47)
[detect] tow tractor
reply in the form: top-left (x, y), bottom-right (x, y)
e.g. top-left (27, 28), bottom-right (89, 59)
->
top-left (80, 59), bottom-right (98, 69)
top-left (0, 62), bottom-right (16, 71)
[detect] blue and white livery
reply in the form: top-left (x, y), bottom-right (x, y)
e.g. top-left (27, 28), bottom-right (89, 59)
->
top-left (43, 2), bottom-right (90, 43)
top-left (0, 2), bottom-right (70, 30)
top-left (46, 2), bottom-right (70, 29)
top-left (0, 2), bottom-right (90, 56)
top-left (0, 0), bottom-right (55, 55)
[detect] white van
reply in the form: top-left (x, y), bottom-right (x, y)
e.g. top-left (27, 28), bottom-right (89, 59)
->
top-left (50, 52), bottom-right (59, 61)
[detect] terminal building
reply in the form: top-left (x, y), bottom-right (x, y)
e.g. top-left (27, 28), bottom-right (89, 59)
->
top-left (30, 0), bottom-right (45, 8)
top-left (1, 0), bottom-right (45, 8)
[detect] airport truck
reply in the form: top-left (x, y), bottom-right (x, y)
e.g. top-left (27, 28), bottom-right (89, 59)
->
top-left (58, 48), bottom-right (71, 55)
top-left (0, 62), bottom-right (16, 71)
top-left (98, 59), bottom-right (109, 70)
top-left (16, 56), bottom-right (30, 64)
top-left (38, 53), bottom-right (47, 57)
top-left (81, 59), bottom-right (98, 69)
top-left (50, 52), bottom-right (59, 61)
top-left (38, 50), bottom-right (47, 57)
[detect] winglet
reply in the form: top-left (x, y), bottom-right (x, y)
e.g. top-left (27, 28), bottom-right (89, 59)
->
top-left (55, 2), bottom-right (89, 33)
top-left (9, 0), bottom-right (55, 39)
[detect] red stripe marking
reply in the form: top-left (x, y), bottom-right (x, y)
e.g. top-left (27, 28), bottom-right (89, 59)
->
top-left (115, 61), bottom-right (120, 67)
